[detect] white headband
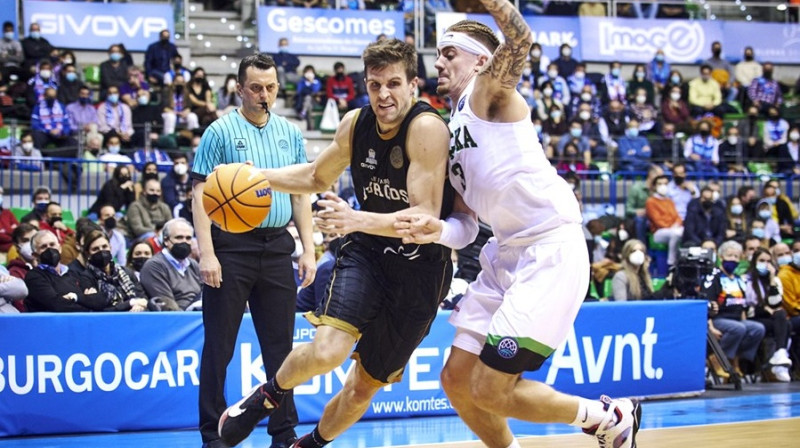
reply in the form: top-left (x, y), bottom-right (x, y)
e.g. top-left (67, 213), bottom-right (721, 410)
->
top-left (437, 32), bottom-right (492, 57)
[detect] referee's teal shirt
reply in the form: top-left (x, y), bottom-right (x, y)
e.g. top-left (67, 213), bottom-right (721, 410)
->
top-left (191, 109), bottom-right (307, 228)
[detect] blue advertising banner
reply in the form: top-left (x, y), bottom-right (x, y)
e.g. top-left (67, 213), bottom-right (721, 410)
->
top-left (722, 21), bottom-right (800, 65)
top-left (0, 0), bottom-right (17, 39)
top-left (0, 301), bottom-right (706, 437)
top-left (435, 12), bottom-right (581, 60)
top-left (578, 17), bottom-right (724, 64)
top-left (257, 6), bottom-right (404, 56)
top-left (22, 1), bottom-right (174, 52)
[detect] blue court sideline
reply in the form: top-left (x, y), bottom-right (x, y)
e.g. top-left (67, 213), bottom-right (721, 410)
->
top-left (3, 385), bottom-right (799, 447)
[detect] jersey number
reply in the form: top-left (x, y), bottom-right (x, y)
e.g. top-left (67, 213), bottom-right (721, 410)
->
top-left (451, 163), bottom-right (466, 191)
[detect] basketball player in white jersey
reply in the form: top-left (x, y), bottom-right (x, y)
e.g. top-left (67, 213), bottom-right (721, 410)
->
top-left (395, 1), bottom-right (641, 448)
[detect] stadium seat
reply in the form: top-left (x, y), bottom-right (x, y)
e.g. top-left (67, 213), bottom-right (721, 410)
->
top-left (83, 65), bottom-right (100, 87)
top-left (603, 278), bottom-right (613, 299)
top-left (647, 233), bottom-right (669, 278)
top-left (10, 207), bottom-right (29, 221)
top-left (652, 277), bottom-right (666, 292)
top-left (62, 210), bottom-right (76, 230)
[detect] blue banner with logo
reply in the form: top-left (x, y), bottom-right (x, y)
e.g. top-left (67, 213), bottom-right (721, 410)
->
top-left (578, 17), bottom-right (723, 64)
top-left (0, 301), bottom-right (706, 437)
top-left (22, 1), bottom-right (174, 51)
top-left (435, 12), bottom-right (581, 61)
top-left (257, 6), bottom-right (404, 56)
top-left (721, 21), bottom-right (800, 65)
top-left (0, 0), bottom-right (17, 39)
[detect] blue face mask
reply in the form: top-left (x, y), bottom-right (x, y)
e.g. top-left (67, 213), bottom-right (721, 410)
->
top-left (759, 210), bottom-right (772, 220)
top-left (756, 262), bottom-right (769, 276)
top-left (65, 72), bottom-right (77, 82)
top-left (778, 254), bottom-right (793, 266)
top-left (110, 52), bottom-right (122, 62)
top-left (570, 128), bottom-right (582, 138)
top-left (611, 68), bottom-right (621, 77)
top-left (626, 128), bottom-right (639, 138)
top-left (730, 204), bottom-right (743, 215)
top-left (722, 260), bottom-right (739, 274)
top-left (107, 94), bottom-right (119, 104)
top-left (30, 31), bottom-right (40, 40)
top-left (793, 252), bottom-right (800, 266)
top-left (671, 75), bottom-right (680, 84)
top-left (751, 227), bottom-right (765, 239)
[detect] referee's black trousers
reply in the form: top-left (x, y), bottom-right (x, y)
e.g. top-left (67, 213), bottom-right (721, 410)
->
top-left (199, 226), bottom-right (298, 444)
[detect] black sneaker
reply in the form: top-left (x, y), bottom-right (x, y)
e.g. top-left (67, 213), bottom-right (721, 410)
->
top-left (218, 384), bottom-right (279, 446)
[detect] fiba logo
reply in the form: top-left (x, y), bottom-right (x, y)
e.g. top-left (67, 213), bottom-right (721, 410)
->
top-left (599, 21), bottom-right (705, 62)
top-left (497, 337), bottom-right (518, 359)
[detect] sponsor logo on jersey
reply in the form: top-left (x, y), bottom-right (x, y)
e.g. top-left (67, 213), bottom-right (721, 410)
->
top-left (390, 145), bottom-right (403, 169)
top-left (278, 139), bottom-right (289, 153)
top-left (497, 337), bottom-right (518, 359)
top-left (360, 148), bottom-right (378, 170)
top-left (234, 138), bottom-right (247, 151)
top-left (362, 177), bottom-right (409, 204)
top-left (383, 244), bottom-right (421, 260)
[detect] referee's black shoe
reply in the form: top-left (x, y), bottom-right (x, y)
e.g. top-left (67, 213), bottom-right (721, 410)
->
top-left (218, 384), bottom-right (279, 446)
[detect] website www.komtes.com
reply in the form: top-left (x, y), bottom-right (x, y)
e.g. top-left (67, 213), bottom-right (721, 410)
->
top-left (370, 396), bottom-right (454, 414)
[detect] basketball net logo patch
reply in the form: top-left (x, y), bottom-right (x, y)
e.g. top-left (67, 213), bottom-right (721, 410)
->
top-left (234, 138), bottom-right (247, 151)
top-left (497, 337), bottom-right (518, 359)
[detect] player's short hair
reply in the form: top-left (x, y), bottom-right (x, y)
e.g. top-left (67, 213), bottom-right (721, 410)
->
top-left (362, 38), bottom-right (417, 83)
top-left (238, 53), bottom-right (277, 84)
top-left (445, 20), bottom-right (500, 53)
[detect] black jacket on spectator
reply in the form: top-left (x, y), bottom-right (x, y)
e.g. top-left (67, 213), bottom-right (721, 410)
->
top-left (776, 143), bottom-right (799, 174)
top-left (718, 141), bottom-right (744, 172)
top-left (88, 178), bottom-right (136, 215)
top-left (24, 265), bottom-right (105, 312)
top-left (700, 267), bottom-right (748, 320)
top-left (682, 198), bottom-right (728, 247)
top-left (20, 36), bottom-right (53, 74)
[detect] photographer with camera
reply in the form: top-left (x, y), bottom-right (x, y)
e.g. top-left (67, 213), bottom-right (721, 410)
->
top-left (703, 240), bottom-right (766, 377)
top-left (745, 248), bottom-right (792, 382)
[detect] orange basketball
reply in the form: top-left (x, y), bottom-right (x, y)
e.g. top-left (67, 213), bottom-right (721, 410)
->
top-left (202, 163), bottom-right (272, 233)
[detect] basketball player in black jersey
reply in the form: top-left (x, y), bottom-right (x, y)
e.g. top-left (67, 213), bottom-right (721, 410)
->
top-left (217, 39), bottom-right (454, 448)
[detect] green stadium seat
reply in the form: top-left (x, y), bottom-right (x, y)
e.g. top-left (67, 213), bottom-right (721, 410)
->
top-left (652, 278), bottom-right (666, 292)
top-left (647, 233), bottom-right (668, 251)
top-left (83, 65), bottom-right (100, 85)
top-left (62, 210), bottom-right (76, 230)
top-left (603, 278), bottom-right (613, 299)
top-left (10, 207), bottom-right (29, 222)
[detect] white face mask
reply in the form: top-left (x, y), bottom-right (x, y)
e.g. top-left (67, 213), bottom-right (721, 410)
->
top-left (543, 87), bottom-right (553, 97)
top-left (547, 70), bottom-right (558, 79)
top-left (670, 92), bottom-right (681, 101)
top-left (304, 72), bottom-right (314, 81)
top-left (727, 135), bottom-right (739, 145)
top-left (618, 229), bottom-right (629, 241)
top-left (656, 184), bottom-right (668, 196)
top-left (629, 250), bottom-right (645, 266)
top-left (108, 145), bottom-right (121, 154)
top-left (227, 80), bottom-right (237, 90)
top-left (531, 49), bottom-right (541, 58)
top-left (581, 93), bottom-right (592, 102)
top-left (579, 110), bottom-right (591, 121)
top-left (790, 132), bottom-right (800, 141)
top-left (39, 69), bottom-right (51, 79)
top-left (712, 191), bottom-right (720, 202)
top-left (21, 142), bottom-right (33, 152)
top-left (635, 95), bottom-right (646, 104)
top-left (19, 241), bottom-right (33, 262)
top-left (522, 68), bottom-right (532, 77)
top-left (173, 163), bottom-right (188, 176)
top-left (519, 87), bottom-right (532, 97)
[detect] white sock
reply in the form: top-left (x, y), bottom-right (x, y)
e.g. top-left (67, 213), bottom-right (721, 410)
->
top-left (505, 439), bottom-right (521, 448)
top-left (570, 397), bottom-right (608, 430)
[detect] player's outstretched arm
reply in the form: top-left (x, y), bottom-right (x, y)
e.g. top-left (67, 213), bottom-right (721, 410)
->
top-left (315, 113), bottom-right (450, 238)
top-left (395, 193), bottom-right (478, 249)
top-left (261, 110), bottom-right (356, 194)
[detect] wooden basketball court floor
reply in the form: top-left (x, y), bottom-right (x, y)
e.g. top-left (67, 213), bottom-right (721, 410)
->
top-left (3, 385), bottom-right (800, 448)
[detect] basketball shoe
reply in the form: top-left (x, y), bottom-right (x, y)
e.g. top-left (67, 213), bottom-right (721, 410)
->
top-left (583, 395), bottom-right (641, 448)
top-left (218, 384), bottom-right (280, 446)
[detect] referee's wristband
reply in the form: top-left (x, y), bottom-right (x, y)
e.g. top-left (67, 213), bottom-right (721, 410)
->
top-left (436, 213), bottom-right (479, 250)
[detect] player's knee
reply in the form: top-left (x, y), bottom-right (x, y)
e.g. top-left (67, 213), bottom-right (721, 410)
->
top-left (342, 378), bottom-right (381, 406)
top-left (440, 363), bottom-right (469, 398)
top-left (469, 367), bottom-right (510, 412)
top-left (310, 338), bottom-right (351, 369)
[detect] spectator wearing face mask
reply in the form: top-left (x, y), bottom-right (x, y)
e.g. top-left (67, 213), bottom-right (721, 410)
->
top-left (89, 165), bottom-right (136, 216)
top-left (646, 175), bottom-right (683, 266)
top-left (777, 126), bottom-right (800, 175)
top-left (682, 186), bottom-right (727, 248)
top-left (612, 239), bottom-right (653, 301)
top-left (131, 88), bottom-right (171, 148)
top-left (719, 126), bottom-right (746, 174)
top-left (566, 63), bottom-right (595, 98)
top-left (557, 120), bottom-right (592, 164)
top-left (21, 22), bottom-right (53, 75)
top-left (31, 86), bottom-right (76, 157)
top-left (57, 63), bottom-right (83, 106)
top-left (7, 223), bottom-right (37, 284)
top-left (751, 212), bottom-right (781, 246)
top-left (271, 37), bottom-right (301, 97)
top-left (763, 106), bottom-right (789, 156)
top-left (760, 180), bottom-right (797, 239)
top-left (163, 54), bottom-right (192, 86)
top-left (20, 186), bottom-right (50, 224)
top-left (99, 44), bottom-right (129, 99)
top-left (683, 120), bottom-right (719, 173)
top-left (688, 64), bottom-right (725, 117)
top-left (555, 141), bottom-right (587, 174)
top-left (39, 202), bottom-right (74, 245)
top-left (124, 178), bottom-right (172, 239)
top-left (97, 85), bottom-right (134, 145)
top-left (326, 61), bottom-right (355, 112)
top-left (25, 60), bottom-right (57, 108)
top-left (216, 74), bottom-right (242, 116)
top-left (79, 229), bottom-right (148, 312)
top-left (748, 62), bottom-right (782, 116)
top-left (535, 80), bottom-right (564, 121)
top-left (163, 74), bottom-right (200, 136)
top-left (187, 67), bottom-right (217, 127)
top-left (24, 229), bottom-right (103, 312)
top-left (735, 46), bottom-right (762, 91)
top-left (626, 63), bottom-right (654, 105)
top-left (553, 43), bottom-right (578, 78)
top-left (628, 87), bottom-right (658, 135)
top-left (527, 42), bottom-right (550, 80)
top-left (647, 49), bottom-right (671, 92)
top-left (68, 91), bottom-right (101, 143)
top-left (144, 29), bottom-right (178, 86)
top-left (517, 79), bottom-right (536, 109)
top-left (10, 131), bottom-right (43, 172)
top-left (660, 85), bottom-right (691, 132)
top-left (98, 135), bottom-right (133, 174)
top-left (601, 61), bottom-right (627, 106)
top-left (98, 204), bottom-right (127, 266)
top-left (725, 197), bottom-right (747, 241)
top-left (541, 63), bottom-right (570, 105)
top-left (126, 240), bottom-right (154, 280)
top-left (616, 119), bottom-right (651, 172)
top-left (139, 218), bottom-right (202, 310)
top-left (161, 153), bottom-right (191, 211)
top-left (295, 64), bottom-right (322, 120)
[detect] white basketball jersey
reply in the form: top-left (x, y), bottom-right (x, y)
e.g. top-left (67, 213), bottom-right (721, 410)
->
top-left (447, 82), bottom-right (582, 244)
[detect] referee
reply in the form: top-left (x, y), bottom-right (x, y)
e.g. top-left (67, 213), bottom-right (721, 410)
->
top-left (191, 53), bottom-right (317, 448)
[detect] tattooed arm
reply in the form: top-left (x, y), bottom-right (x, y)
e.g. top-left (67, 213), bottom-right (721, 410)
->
top-left (472, 0), bottom-right (533, 122)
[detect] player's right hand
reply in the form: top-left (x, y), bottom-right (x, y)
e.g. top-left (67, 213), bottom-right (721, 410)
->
top-left (200, 254), bottom-right (223, 288)
top-left (394, 214), bottom-right (442, 245)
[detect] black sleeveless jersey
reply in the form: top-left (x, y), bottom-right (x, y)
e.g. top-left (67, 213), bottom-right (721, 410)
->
top-left (348, 101), bottom-right (455, 262)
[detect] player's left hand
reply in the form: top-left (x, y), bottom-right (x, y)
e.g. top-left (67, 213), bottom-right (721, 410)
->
top-left (315, 192), bottom-right (358, 235)
top-left (394, 214), bottom-right (442, 245)
top-left (297, 250), bottom-right (317, 288)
